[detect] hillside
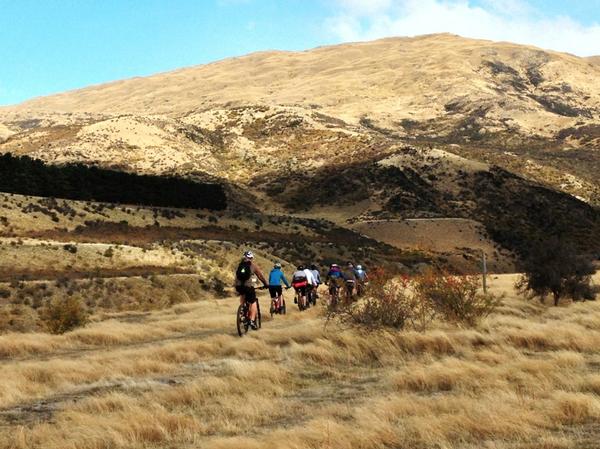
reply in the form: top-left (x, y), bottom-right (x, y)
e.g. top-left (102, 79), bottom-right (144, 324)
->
top-left (1, 34), bottom-right (599, 262)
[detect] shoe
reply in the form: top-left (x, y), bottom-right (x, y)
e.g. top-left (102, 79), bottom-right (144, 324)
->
top-left (294, 298), bottom-right (297, 304)
top-left (250, 320), bottom-right (258, 330)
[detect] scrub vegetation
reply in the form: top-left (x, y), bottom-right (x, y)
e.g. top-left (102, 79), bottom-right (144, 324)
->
top-left (0, 274), bottom-right (599, 449)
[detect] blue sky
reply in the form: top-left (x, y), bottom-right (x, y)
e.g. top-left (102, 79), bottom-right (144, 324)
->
top-left (1, 0), bottom-right (600, 106)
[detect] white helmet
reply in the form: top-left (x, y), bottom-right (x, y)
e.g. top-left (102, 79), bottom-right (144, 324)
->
top-left (357, 265), bottom-right (363, 270)
top-left (243, 250), bottom-right (254, 260)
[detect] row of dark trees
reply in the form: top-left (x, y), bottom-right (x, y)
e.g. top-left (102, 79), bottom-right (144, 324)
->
top-left (0, 153), bottom-right (226, 210)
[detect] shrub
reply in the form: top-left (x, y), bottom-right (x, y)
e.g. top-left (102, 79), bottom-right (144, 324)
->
top-left (211, 278), bottom-right (227, 297)
top-left (517, 237), bottom-right (597, 306)
top-left (63, 244), bottom-right (78, 254)
top-left (414, 270), bottom-right (502, 326)
top-left (327, 268), bottom-right (500, 330)
top-left (40, 296), bottom-right (88, 334)
top-left (327, 268), bottom-right (435, 331)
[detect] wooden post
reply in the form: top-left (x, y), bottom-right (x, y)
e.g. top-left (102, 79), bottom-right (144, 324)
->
top-left (482, 250), bottom-right (488, 294)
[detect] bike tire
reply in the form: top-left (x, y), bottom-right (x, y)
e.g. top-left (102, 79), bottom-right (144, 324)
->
top-left (282, 299), bottom-right (286, 315)
top-left (236, 304), bottom-right (247, 337)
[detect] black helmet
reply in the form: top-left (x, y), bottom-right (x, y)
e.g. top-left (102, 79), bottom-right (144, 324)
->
top-left (310, 263), bottom-right (317, 270)
top-left (297, 265), bottom-right (305, 270)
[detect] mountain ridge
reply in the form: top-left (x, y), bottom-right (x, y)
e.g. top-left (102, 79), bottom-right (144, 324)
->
top-left (1, 33), bottom-right (599, 264)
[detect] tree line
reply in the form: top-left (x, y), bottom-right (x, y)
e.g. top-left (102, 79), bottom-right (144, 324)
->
top-left (0, 153), bottom-right (226, 210)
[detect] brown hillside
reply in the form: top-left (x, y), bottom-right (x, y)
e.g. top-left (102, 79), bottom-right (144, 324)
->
top-left (2, 34), bottom-right (600, 136)
top-left (1, 34), bottom-right (599, 260)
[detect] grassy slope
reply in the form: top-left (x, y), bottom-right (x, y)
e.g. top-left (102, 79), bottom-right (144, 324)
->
top-left (0, 274), bottom-right (599, 448)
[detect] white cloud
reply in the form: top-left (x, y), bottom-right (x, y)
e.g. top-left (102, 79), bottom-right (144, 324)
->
top-left (326, 0), bottom-right (600, 56)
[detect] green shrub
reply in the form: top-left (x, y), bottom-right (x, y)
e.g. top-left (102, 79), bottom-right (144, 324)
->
top-left (516, 237), bottom-right (597, 305)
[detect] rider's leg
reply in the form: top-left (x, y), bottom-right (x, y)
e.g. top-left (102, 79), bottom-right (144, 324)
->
top-left (249, 301), bottom-right (258, 320)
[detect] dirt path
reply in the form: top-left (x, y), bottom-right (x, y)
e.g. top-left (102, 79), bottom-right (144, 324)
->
top-left (0, 300), bottom-right (380, 431)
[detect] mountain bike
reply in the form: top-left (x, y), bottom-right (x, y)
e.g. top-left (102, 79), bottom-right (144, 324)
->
top-left (356, 280), bottom-right (367, 297)
top-left (295, 286), bottom-right (309, 311)
top-left (236, 288), bottom-right (264, 337)
top-left (328, 282), bottom-right (340, 308)
top-left (344, 280), bottom-right (355, 302)
top-left (270, 288), bottom-right (288, 317)
top-left (308, 285), bottom-right (317, 306)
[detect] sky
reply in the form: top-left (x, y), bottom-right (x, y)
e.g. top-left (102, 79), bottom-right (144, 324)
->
top-left (1, 0), bottom-right (600, 106)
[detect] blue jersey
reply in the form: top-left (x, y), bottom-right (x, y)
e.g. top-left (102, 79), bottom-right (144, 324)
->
top-left (269, 268), bottom-right (290, 288)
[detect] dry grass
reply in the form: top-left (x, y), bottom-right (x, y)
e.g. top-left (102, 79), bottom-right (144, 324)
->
top-left (0, 274), bottom-right (599, 448)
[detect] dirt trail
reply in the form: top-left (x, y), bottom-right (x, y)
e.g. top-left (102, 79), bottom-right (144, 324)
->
top-left (0, 300), bottom-right (379, 430)
top-left (0, 360), bottom-right (223, 428)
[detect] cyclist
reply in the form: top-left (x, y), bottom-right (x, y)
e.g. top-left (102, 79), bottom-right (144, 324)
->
top-left (234, 250), bottom-right (268, 330)
top-left (268, 262), bottom-right (290, 313)
top-left (342, 262), bottom-right (357, 301)
top-left (325, 263), bottom-right (344, 306)
top-left (304, 264), bottom-right (318, 306)
top-left (310, 263), bottom-right (322, 299)
top-left (355, 264), bottom-right (368, 296)
top-left (292, 265), bottom-right (310, 309)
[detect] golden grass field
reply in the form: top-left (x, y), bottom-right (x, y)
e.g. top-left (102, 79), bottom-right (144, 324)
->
top-left (1, 273), bottom-right (599, 449)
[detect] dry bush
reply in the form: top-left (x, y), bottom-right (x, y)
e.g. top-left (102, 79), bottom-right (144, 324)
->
top-left (415, 270), bottom-right (502, 326)
top-left (328, 268), bottom-right (500, 330)
top-left (40, 296), bottom-right (88, 334)
top-left (327, 267), bottom-right (435, 331)
top-left (0, 305), bottom-right (39, 333)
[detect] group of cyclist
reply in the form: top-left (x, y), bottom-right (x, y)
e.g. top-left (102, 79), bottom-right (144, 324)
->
top-left (234, 250), bottom-right (368, 330)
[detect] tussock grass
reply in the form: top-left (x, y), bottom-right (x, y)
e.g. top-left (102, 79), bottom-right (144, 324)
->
top-left (1, 275), bottom-right (599, 448)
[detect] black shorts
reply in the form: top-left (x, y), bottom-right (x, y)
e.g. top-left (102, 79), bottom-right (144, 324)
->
top-left (236, 285), bottom-right (257, 303)
top-left (268, 286), bottom-right (282, 299)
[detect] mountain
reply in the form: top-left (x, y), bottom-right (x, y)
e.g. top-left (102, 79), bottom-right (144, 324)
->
top-left (1, 33), bottom-right (599, 266)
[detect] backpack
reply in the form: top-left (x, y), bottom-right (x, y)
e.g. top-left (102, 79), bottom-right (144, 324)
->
top-left (236, 260), bottom-right (252, 282)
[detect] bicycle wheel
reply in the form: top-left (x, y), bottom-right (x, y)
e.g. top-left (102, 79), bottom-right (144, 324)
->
top-left (330, 287), bottom-right (338, 309)
top-left (282, 298), bottom-right (286, 314)
top-left (236, 304), bottom-right (248, 337)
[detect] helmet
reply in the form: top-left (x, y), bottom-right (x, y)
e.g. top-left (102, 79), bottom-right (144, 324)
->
top-left (347, 261), bottom-right (354, 267)
top-left (310, 263), bottom-right (317, 270)
top-left (243, 250), bottom-right (254, 260)
top-left (297, 265), bottom-right (305, 270)
top-left (274, 262), bottom-right (282, 269)
top-left (356, 265), bottom-right (363, 270)
top-left (331, 263), bottom-right (339, 268)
